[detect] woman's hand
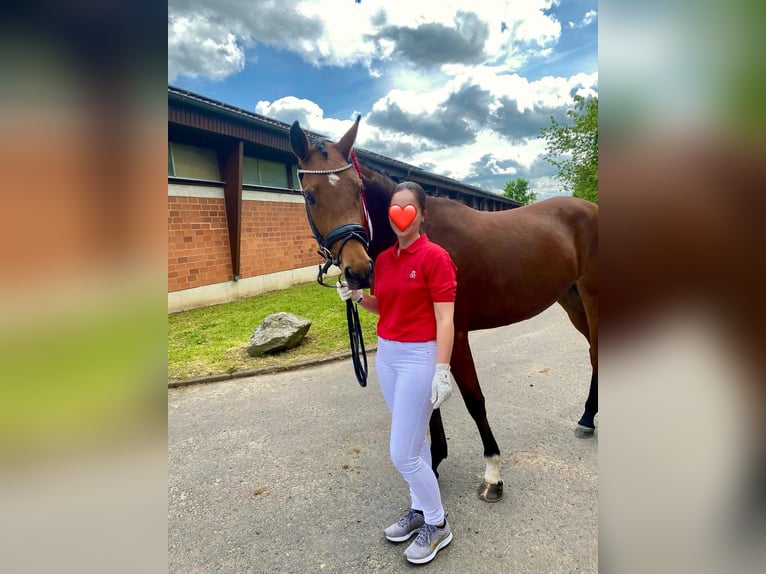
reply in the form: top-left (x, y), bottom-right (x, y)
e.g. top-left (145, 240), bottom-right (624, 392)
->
top-left (336, 281), bottom-right (363, 303)
top-left (431, 363), bottom-right (454, 409)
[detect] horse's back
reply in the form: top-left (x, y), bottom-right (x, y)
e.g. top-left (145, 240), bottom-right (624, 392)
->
top-left (425, 195), bottom-right (597, 330)
top-left (514, 196), bottom-right (597, 233)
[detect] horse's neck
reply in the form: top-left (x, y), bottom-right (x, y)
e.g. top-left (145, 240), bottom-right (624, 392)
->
top-left (362, 171), bottom-right (397, 259)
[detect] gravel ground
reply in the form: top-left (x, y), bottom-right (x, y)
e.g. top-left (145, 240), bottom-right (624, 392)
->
top-left (169, 305), bottom-right (597, 573)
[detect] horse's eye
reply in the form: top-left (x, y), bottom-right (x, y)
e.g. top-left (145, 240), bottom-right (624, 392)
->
top-left (304, 192), bottom-right (316, 207)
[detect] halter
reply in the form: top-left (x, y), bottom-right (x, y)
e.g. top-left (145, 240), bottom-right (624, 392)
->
top-left (296, 151), bottom-right (372, 388)
top-left (296, 152), bottom-right (373, 288)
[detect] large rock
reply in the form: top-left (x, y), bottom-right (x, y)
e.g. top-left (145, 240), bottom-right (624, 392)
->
top-left (246, 312), bottom-right (312, 357)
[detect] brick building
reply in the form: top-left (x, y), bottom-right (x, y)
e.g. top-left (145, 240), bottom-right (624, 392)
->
top-left (168, 86), bottom-right (517, 312)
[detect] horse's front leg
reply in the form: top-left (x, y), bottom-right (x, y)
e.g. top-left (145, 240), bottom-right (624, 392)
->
top-left (429, 408), bottom-right (447, 479)
top-left (452, 331), bottom-right (503, 502)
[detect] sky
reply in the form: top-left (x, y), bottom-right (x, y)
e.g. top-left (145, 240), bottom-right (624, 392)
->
top-left (168, 0), bottom-right (597, 200)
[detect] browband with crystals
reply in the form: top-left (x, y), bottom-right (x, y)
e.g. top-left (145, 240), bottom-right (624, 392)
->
top-left (297, 163), bottom-right (354, 175)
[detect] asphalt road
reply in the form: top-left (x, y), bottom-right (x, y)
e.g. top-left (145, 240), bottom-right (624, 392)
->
top-left (168, 305), bottom-right (598, 573)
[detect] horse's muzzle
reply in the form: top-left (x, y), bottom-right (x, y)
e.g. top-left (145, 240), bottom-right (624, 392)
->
top-left (343, 260), bottom-right (373, 290)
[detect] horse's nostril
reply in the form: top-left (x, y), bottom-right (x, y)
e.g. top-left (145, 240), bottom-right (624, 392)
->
top-left (345, 264), bottom-right (372, 290)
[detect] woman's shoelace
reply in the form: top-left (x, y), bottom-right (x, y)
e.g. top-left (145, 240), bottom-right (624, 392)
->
top-left (399, 508), bottom-right (420, 526)
top-left (413, 523), bottom-right (438, 545)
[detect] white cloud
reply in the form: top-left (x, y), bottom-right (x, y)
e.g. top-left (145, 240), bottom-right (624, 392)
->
top-left (168, 1), bottom-right (595, 198)
top-left (168, 1), bottom-right (564, 80)
top-left (437, 66), bottom-right (596, 113)
top-left (254, 63), bottom-right (596, 196)
top-left (168, 14), bottom-right (245, 82)
top-left (254, 96), bottom-right (359, 140)
top-left (532, 175), bottom-right (567, 201)
top-left (407, 128), bottom-right (546, 183)
top-left (371, 88), bottom-right (448, 116)
top-left (363, 69), bottom-right (596, 189)
top-left (568, 10), bottom-right (598, 29)
top-left (291, 0), bottom-right (380, 67)
top-left (255, 97), bottom-right (322, 126)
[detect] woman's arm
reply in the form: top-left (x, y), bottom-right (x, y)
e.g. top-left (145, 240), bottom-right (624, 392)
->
top-left (433, 301), bottom-right (455, 364)
top-left (357, 293), bottom-right (380, 316)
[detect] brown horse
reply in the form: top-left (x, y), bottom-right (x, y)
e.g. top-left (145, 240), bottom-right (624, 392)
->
top-left (290, 116), bottom-right (598, 501)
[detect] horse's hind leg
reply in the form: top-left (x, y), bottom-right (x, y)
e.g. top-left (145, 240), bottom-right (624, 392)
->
top-left (557, 285), bottom-right (598, 437)
top-left (451, 331), bottom-right (503, 502)
top-left (576, 373), bottom-right (598, 437)
top-left (578, 276), bottom-right (599, 436)
top-left (557, 284), bottom-right (590, 342)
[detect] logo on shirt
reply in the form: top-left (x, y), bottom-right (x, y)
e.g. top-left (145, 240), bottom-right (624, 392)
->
top-left (402, 264), bottom-right (420, 282)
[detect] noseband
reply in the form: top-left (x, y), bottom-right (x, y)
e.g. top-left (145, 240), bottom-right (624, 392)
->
top-left (297, 153), bottom-right (373, 288)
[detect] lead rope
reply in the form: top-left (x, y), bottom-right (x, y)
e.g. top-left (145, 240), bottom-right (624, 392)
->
top-left (346, 297), bottom-right (368, 387)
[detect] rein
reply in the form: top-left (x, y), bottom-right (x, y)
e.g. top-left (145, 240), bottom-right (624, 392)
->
top-left (296, 151), bottom-right (372, 387)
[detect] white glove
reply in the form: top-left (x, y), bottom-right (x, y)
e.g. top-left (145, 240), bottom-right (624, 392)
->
top-left (336, 281), bottom-right (363, 303)
top-left (431, 363), bottom-right (454, 409)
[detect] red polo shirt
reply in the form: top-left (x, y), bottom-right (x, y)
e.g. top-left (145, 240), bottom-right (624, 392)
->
top-left (373, 233), bottom-right (457, 342)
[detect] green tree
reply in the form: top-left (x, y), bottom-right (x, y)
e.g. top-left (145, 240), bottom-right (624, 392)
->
top-left (541, 95), bottom-right (598, 204)
top-left (502, 177), bottom-right (537, 205)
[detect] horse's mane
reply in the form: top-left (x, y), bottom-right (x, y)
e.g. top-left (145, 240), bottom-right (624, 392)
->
top-left (357, 164), bottom-right (398, 258)
top-left (359, 165), bottom-right (395, 196)
top-left (358, 162), bottom-right (479, 221)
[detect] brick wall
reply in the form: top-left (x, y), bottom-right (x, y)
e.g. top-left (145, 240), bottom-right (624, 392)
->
top-left (168, 196), bottom-right (231, 292)
top-left (168, 191), bottom-right (321, 293)
top-left (240, 200), bottom-right (318, 278)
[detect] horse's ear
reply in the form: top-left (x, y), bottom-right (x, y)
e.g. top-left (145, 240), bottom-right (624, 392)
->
top-left (336, 114), bottom-right (361, 160)
top-left (290, 121), bottom-right (311, 162)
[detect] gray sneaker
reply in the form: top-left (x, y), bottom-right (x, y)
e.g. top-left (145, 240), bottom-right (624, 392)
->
top-left (384, 508), bottom-right (425, 542)
top-left (403, 519), bottom-right (453, 564)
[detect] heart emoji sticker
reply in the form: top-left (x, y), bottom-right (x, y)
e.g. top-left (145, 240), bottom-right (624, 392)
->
top-left (389, 204), bottom-right (417, 231)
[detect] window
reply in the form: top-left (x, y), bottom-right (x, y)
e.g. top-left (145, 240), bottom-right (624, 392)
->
top-left (242, 156), bottom-right (259, 185)
top-left (243, 156), bottom-right (290, 189)
top-left (259, 159), bottom-right (288, 188)
top-left (168, 142), bottom-right (221, 181)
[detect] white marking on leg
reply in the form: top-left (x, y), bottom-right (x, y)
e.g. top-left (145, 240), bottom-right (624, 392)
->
top-left (328, 173), bottom-right (340, 186)
top-left (484, 455), bottom-right (501, 484)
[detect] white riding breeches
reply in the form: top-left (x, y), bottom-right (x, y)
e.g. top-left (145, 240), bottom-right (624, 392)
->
top-left (376, 337), bottom-right (445, 526)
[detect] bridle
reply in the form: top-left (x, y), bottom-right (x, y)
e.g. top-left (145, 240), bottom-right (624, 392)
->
top-left (296, 151), bottom-right (373, 387)
top-left (296, 152), bottom-right (373, 288)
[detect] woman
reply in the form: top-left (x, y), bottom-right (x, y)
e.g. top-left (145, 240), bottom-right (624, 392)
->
top-left (337, 181), bottom-right (457, 565)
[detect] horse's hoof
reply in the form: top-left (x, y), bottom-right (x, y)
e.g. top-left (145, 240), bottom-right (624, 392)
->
top-left (574, 424), bottom-right (595, 438)
top-left (477, 480), bottom-right (503, 502)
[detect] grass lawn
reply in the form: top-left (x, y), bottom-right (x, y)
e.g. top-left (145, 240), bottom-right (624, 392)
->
top-left (168, 277), bottom-right (378, 381)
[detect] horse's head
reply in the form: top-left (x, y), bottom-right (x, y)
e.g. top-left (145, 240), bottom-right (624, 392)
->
top-left (290, 116), bottom-right (373, 289)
